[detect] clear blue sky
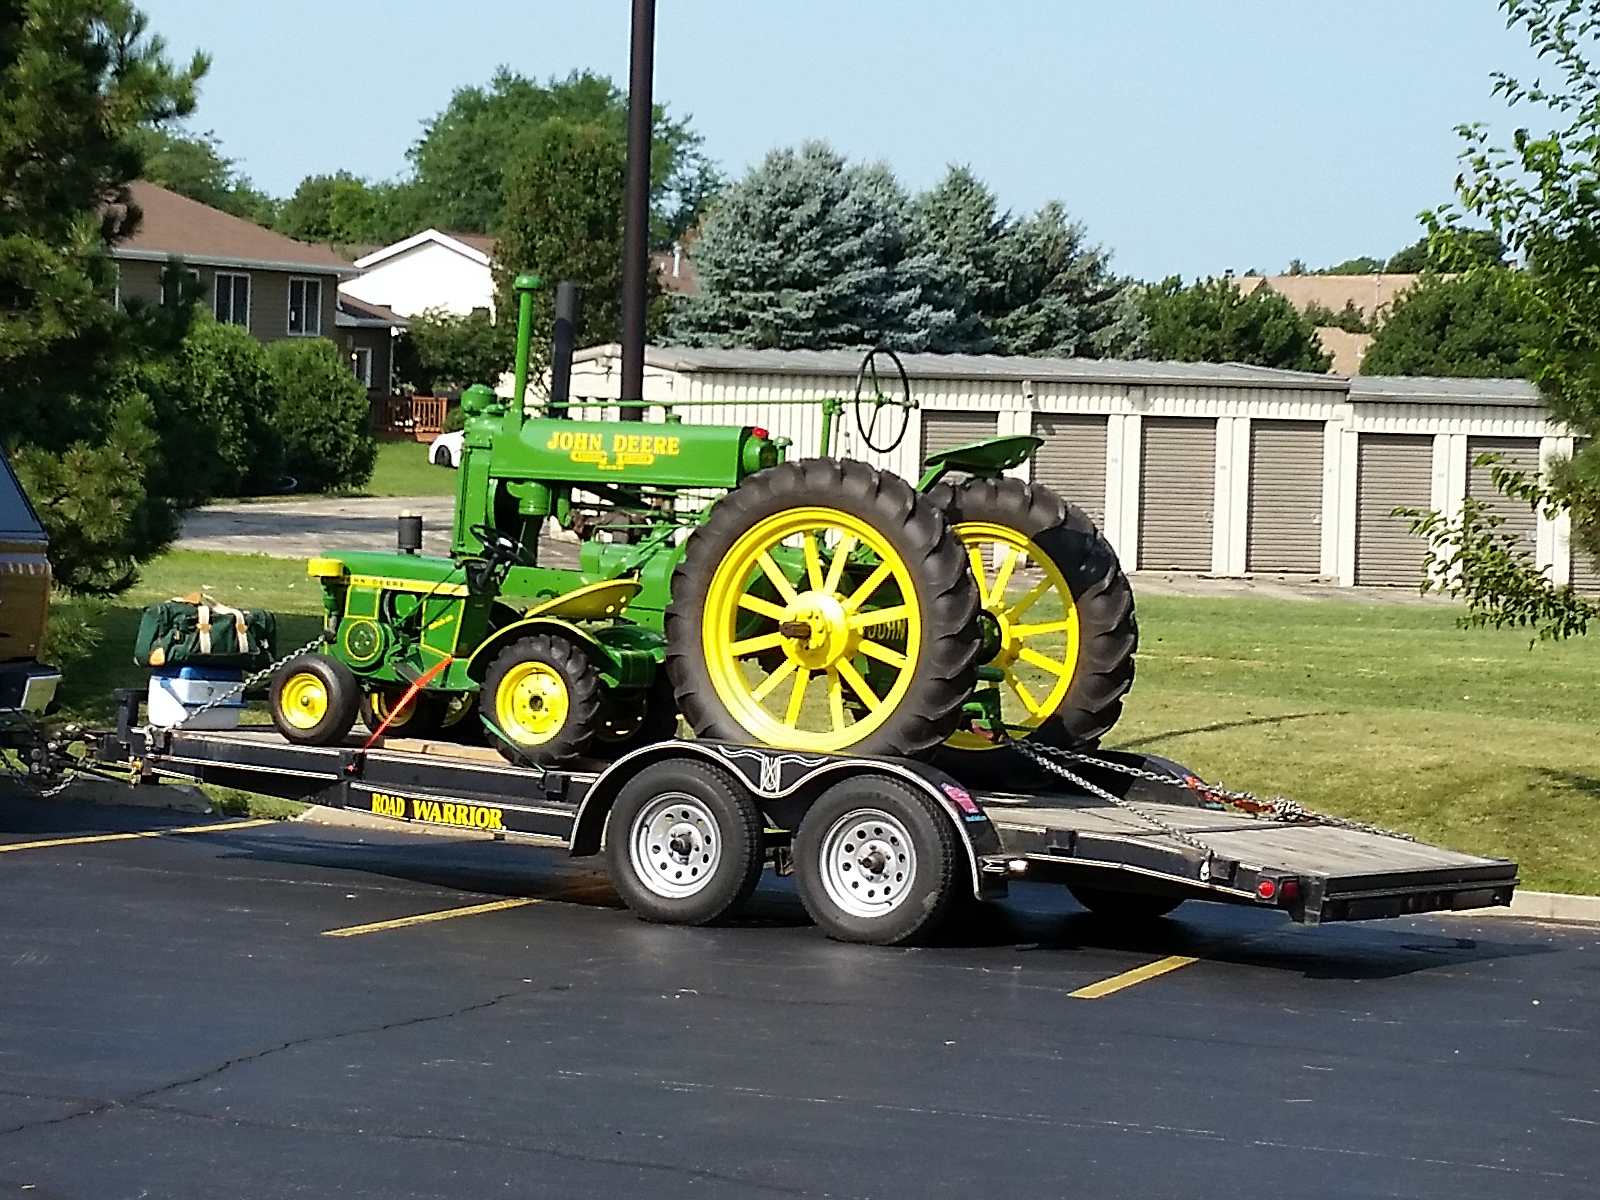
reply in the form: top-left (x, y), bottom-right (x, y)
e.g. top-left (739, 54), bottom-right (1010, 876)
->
top-left (139, 0), bottom-right (1546, 281)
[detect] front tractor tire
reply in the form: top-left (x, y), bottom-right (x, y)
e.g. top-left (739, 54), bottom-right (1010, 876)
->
top-left (605, 760), bottom-right (765, 925)
top-left (481, 633), bottom-right (601, 766)
top-left (270, 654), bottom-right (360, 746)
top-left (932, 477), bottom-right (1137, 783)
top-left (359, 687), bottom-right (449, 739)
top-left (665, 458), bottom-right (982, 760)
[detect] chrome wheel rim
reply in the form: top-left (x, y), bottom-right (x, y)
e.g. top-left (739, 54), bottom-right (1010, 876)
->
top-left (818, 808), bottom-right (915, 919)
top-left (630, 793), bottom-right (721, 899)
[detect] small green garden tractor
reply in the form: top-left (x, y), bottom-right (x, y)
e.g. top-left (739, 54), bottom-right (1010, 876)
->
top-left (269, 277), bottom-right (1137, 776)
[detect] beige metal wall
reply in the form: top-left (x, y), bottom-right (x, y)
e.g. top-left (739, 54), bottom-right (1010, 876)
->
top-left (1138, 418), bottom-right (1216, 571)
top-left (921, 411), bottom-right (999, 464)
top-left (1355, 434), bottom-right (1433, 585)
top-left (1247, 420), bottom-right (1324, 573)
top-left (1031, 413), bottom-right (1108, 528)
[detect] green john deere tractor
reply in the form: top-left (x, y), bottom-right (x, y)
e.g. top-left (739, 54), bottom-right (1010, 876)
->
top-left (268, 276), bottom-right (1136, 776)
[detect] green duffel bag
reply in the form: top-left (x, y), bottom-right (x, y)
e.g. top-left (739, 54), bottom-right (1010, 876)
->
top-left (134, 595), bottom-right (277, 670)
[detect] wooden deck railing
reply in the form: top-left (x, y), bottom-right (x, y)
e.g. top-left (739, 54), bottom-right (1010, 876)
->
top-left (371, 395), bottom-right (449, 440)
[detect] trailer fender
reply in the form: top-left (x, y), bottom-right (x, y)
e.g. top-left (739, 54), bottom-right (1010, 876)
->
top-left (569, 741), bottom-right (1005, 901)
top-left (465, 616), bottom-right (652, 689)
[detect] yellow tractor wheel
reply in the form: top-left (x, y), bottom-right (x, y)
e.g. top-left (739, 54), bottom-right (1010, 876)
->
top-left (481, 633), bottom-right (602, 765)
top-left (269, 654), bottom-right (360, 746)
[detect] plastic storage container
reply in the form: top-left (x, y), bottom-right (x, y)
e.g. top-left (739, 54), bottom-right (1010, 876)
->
top-left (147, 665), bottom-right (246, 730)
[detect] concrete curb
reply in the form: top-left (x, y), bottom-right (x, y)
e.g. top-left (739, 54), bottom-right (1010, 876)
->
top-left (0, 776), bottom-right (213, 814)
top-left (1491, 890), bottom-right (1600, 926)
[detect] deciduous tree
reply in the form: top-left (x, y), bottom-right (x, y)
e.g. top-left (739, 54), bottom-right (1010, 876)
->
top-left (1141, 278), bottom-right (1332, 372)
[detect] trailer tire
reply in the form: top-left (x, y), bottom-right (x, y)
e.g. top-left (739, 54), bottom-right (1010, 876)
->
top-left (667, 457), bottom-right (981, 759)
top-left (930, 477), bottom-right (1136, 784)
top-left (606, 760), bottom-right (765, 925)
top-left (269, 654), bottom-right (360, 745)
top-left (793, 776), bottom-right (963, 945)
top-left (1068, 885), bottom-right (1183, 921)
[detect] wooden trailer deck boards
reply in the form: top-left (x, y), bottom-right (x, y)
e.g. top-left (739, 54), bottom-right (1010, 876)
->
top-left (112, 725), bottom-right (1517, 933)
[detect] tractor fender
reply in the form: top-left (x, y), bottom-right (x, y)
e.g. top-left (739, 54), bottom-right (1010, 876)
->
top-left (465, 616), bottom-right (621, 684)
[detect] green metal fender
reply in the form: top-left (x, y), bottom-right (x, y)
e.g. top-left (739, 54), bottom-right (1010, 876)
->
top-left (465, 616), bottom-right (659, 690)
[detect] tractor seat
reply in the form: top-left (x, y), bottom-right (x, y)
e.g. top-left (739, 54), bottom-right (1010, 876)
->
top-left (922, 434), bottom-right (1043, 477)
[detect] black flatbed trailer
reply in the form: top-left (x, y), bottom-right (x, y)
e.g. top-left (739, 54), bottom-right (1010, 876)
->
top-left (100, 721), bottom-right (1519, 944)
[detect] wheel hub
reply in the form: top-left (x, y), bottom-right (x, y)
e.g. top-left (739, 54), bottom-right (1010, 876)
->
top-left (630, 794), bottom-right (722, 899)
top-left (819, 808), bottom-right (916, 917)
top-left (780, 591), bottom-right (855, 670)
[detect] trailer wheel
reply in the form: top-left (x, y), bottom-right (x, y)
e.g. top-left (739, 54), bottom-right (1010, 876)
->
top-left (482, 634), bottom-right (601, 765)
top-left (793, 776), bottom-right (963, 945)
top-left (666, 458), bottom-right (981, 759)
top-left (359, 687), bottom-right (449, 739)
top-left (930, 477), bottom-right (1137, 783)
top-left (1068, 885), bottom-right (1183, 921)
top-left (606, 760), bottom-right (765, 925)
top-left (269, 654), bottom-right (360, 745)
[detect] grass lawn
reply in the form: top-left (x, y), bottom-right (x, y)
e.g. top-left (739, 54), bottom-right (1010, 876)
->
top-left (361, 438), bottom-right (456, 497)
top-left (46, 550), bottom-right (1600, 893)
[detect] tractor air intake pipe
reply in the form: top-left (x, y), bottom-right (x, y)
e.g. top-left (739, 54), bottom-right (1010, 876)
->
top-left (509, 274), bottom-right (541, 431)
top-left (550, 281), bottom-right (580, 419)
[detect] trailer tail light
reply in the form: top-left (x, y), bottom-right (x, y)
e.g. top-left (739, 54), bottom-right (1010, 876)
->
top-left (1280, 878), bottom-right (1301, 903)
top-left (1257, 878), bottom-right (1277, 900)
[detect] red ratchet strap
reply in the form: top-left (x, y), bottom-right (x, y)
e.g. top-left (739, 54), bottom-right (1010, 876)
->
top-left (359, 656), bottom-right (455, 752)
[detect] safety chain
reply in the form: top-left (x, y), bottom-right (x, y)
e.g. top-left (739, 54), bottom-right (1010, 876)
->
top-left (1005, 736), bottom-right (1414, 844)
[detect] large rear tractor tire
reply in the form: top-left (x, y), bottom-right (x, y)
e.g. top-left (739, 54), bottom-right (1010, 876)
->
top-left (931, 477), bottom-right (1136, 784)
top-left (666, 458), bottom-right (982, 759)
top-left (269, 654), bottom-right (360, 746)
top-left (481, 633), bottom-right (602, 765)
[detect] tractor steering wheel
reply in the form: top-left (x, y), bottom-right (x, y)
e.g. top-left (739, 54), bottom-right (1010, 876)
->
top-left (469, 523), bottom-right (528, 567)
top-left (852, 347), bottom-right (915, 455)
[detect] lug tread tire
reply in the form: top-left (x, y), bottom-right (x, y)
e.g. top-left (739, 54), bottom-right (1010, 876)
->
top-left (595, 669), bottom-right (680, 756)
top-left (606, 760), bottom-right (765, 925)
top-left (932, 476), bottom-right (1136, 762)
top-left (793, 777), bottom-right (963, 946)
top-left (666, 457), bottom-right (982, 760)
top-left (269, 654), bottom-right (360, 746)
top-left (482, 633), bottom-right (602, 766)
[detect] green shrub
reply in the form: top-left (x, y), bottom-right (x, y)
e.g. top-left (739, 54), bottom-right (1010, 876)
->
top-left (168, 319), bottom-right (284, 496)
top-left (267, 338), bottom-right (377, 492)
top-left (393, 308), bottom-right (512, 394)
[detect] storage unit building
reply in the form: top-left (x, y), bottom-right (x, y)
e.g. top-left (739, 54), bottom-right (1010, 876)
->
top-left (1031, 414), bottom-right (1109, 528)
top-left (1138, 419), bottom-right (1216, 571)
top-left (1246, 420), bottom-right (1324, 573)
top-left (1354, 435), bottom-right (1433, 586)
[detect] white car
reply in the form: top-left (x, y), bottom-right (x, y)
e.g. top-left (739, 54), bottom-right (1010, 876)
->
top-left (429, 429), bottom-right (464, 468)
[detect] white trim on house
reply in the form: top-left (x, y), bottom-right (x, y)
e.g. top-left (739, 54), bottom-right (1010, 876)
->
top-left (351, 346), bottom-right (373, 388)
top-left (111, 248), bottom-right (357, 277)
top-left (213, 271), bottom-right (251, 328)
top-left (352, 229), bottom-right (492, 271)
top-left (287, 277), bottom-right (322, 337)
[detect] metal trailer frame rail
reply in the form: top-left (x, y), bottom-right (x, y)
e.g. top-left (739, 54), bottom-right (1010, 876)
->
top-left (97, 711), bottom-right (1519, 939)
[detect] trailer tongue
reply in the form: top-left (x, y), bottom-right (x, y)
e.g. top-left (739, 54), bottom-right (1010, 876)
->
top-left (101, 718), bottom-right (1518, 944)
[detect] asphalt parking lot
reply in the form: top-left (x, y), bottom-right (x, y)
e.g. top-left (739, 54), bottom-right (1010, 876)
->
top-left (1, 797), bottom-right (1595, 1199)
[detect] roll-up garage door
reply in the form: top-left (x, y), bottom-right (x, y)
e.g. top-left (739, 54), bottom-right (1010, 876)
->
top-left (921, 410), bottom-right (998, 465)
top-left (1467, 437), bottom-right (1541, 558)
top-left (1031, 414), bottom-right (1108, 528)
top-left (1138, 418), bottom-right (1216, 571)
top-left (1247, 420), bottom-right (1324, 573)
top-left (1573, 441), bottom-right (1599, 593)
top-left (1355, 434), bottom-right (1433, 585)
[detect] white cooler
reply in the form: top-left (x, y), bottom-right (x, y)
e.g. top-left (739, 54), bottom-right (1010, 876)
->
top-left (147, 666), bottom-right (246, 730)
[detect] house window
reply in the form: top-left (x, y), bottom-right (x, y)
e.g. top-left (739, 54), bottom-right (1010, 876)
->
top-left (161, 266), bottom-right (200, 307)
top-left (214, 272), bottom-right (250, 327)
top-left (288, 277), bottom-right (322, 336)
top-left (351, 347), bottom-right (373, 388)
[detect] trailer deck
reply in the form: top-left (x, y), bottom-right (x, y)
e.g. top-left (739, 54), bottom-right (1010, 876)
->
top-left (104, 724), bottom-right (1517, 934)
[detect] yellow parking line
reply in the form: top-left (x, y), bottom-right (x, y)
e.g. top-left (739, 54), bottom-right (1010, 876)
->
top-left (1070, 955), bottom-right (1199, 999)
top-left (322, 897), bottom-right (540, 938)
top-left (0, 818), bottom-right (274, 854)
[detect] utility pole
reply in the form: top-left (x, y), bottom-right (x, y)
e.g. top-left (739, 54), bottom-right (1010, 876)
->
top-left (618, 0), bottom-right (654, 421)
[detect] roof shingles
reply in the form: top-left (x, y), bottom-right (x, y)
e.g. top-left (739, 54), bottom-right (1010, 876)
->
top-left (113, 182), bottom-right (352, 274)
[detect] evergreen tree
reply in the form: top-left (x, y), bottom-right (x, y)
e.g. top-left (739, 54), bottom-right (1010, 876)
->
top-left (670, 143), bottom-right (967, 351)
top-left (1, 0), bottom-right (206, 593)
top-left (1142, 278), bottom-right (1332, 372)
top-left (1360, 272), bottom-right (1533, 378)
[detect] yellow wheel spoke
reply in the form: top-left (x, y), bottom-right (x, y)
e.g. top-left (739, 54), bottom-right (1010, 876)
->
top-left (850, 604), bottom-right (910, 630)
top-left (1012, 618), bottom-right (1076, 638)
top-left (967, 546), bottom-right (989, 598)
top-left (989, 546), bottom-right (1021, 605)
top-left (826, 668), bottom-right (846, 732)
top-left (1018, 646), bottom-right (1072, 676)
top-left (730, 631), bottom-right (786, 656)
top-left (802, 532), bottom-right (826, 591)
top-left (1004, 668), bottom-right (1042, 714)
top-left (1010, 577), bottom-right (1053, 619)
top-left (757, 552), bottom-right (799, 604)
top-left (836, 659), bottom-right (881, 712)
top-left (857, 639), bottom-right (908, 669)
top-left (738, 594), bottom-right (787, 621)
top-left (751, 657), bottom-right (798, 703)
top-left (822, 534), bottom-right (856, 595)
top-left (845, 561), bottom-right (893, 612)
top-left (784, 668), bottom-right (810, 727)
